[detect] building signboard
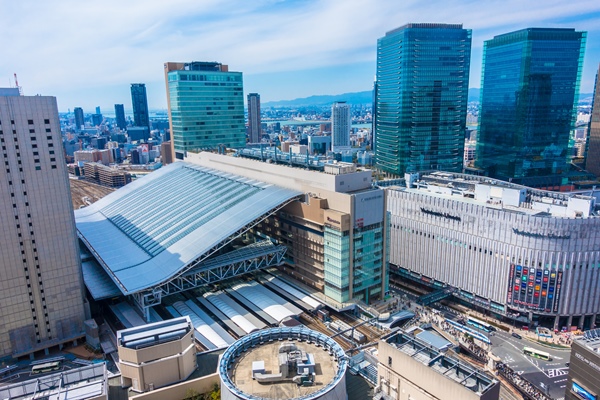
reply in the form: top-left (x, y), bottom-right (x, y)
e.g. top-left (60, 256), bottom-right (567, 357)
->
top-left (353, 190), bottom-right (384, 228)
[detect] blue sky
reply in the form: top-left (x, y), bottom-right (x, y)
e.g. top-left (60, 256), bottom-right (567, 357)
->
top-left (1, 0), bottom-right (599, 111)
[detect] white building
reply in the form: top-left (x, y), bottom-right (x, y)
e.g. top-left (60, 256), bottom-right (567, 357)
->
top-left (387, 171), bottom-right (600, 329)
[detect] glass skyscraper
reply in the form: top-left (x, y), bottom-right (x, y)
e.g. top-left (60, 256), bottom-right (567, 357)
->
top-left (130, 83), bottom-right (150, 130)
top-left (476, 28), bottom-right (586, 188)
top-left (585, 64), bottom-right (600, 178)
top-left (114, 103), bottom-right (126, 130)
top-left (165, 61), bottom-right (245, 160)
top-left (375, 23), bottom-right (471, 175)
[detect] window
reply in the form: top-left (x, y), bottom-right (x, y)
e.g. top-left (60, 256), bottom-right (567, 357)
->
top-left (44, 119), bottom-right (50, 124)
top-left (28, 119), bottom-right (34, 125)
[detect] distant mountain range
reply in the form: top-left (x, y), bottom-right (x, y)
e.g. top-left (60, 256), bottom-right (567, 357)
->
top-left (263, 88), bottom-right (593, 108)
top-left (263, 91), bottom-right (373, 107)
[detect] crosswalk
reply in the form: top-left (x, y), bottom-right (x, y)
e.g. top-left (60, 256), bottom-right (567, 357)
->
top-left (545, 368), bottom-right (569, 378)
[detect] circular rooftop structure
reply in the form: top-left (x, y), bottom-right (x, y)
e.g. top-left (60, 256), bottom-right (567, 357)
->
top-left (219, 327), bottom-right (348, 400)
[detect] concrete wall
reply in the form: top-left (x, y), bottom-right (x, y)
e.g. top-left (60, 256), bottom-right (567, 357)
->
top-left (119, 330), bottom-right (196, 392)
top-left (129, 373), bottom-right (220, 400)
top-left (378, 340), bottom-right (500, 400)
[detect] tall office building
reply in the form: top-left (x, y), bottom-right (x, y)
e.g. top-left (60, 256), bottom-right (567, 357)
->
top-left (375, 23), bottom-right (472, 175)
top-left (114, 103), bottom-right (127, 130)
top-left (247, 93), bottom-right (261, 144)
top-left (586, 64), bottom-right (600, 177)
top-left (0, 91), bottom-right (86, 358)
top-left (74, 107), bottom-right (84, 131)
top-left (476, 28), bottom-right (586, 188)
top-left (164, 61), bottom-right (245, 160)
top-left (131, 83), bottom-right (150, 130)
top-left (331, 101), bottom-right (351, 152)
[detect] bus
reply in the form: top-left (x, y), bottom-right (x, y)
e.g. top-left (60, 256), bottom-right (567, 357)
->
top-left (523, 347), bottom-right (552, 361)
top-left (31, 361), bottom-right (61, 374)
top-left (467, 316), bottom-right (495, 332)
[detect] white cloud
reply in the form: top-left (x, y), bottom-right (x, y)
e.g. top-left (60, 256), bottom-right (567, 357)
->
top-left (1, 0), bottom-right (598, 107)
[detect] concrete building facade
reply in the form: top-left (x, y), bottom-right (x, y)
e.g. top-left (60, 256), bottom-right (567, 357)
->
top-left (331, 101), bottom-right (351, 152)
top-left (247, 93), bottom-right (261, 144)
top-left (387, 171), bottom-right (600, 328)
top-left (186, 152), bottom-right (389, 306)
top-left (118, 317), bottom-right (197, 393)
top-left (565, 329), bottom-right (600, 400)
top-left (0, 92), bottom-right (86, 358)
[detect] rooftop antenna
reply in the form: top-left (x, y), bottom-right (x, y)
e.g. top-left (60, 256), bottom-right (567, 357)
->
top-left (14, 73), bottom-right (22, 95)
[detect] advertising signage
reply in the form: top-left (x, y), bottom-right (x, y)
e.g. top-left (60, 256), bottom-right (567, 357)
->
top-left (572, 381), bottom-right (597, 400)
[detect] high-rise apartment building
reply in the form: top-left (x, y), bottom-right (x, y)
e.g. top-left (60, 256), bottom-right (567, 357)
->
top-left (586, 64), bottom-right (600, 177)
top-left (164, 61), bottom-right (245, 160)
top-left (114, 103), bottom-right (127, 130)
top-left (0, 91), bottom-right (86, 358)
top-left (247, 93), bottom-right (261, 144)
top-left (375, 23), bottom-right (471, 175)
top-left (131, 83), bottom-right (150, 130)
top-left (476, 28), bottom-right (586, 188)
top-left (331, 101), bottom-right (351, 152)
top-left (74, 107), bottom-right (84, 131)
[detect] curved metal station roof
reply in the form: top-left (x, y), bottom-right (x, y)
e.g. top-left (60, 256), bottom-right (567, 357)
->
top-left (75, 162), bottom-right (302, 295)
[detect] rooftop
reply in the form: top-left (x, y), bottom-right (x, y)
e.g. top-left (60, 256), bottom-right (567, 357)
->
top-left (395, 171), bottom-right (597, 218)
top-left (117, 316), bottom-right (192, 350)
top-left (230, 341), bottom-right (336, 398)
top-left (220, 327), bottom-right (348, 400)
top-left (386, 331), bottom-right (497, 395)
top-left (75, 162), bottom-right (302, 295)
top-left (0, 363), bottom-right (107, 400)
top-left (577, 328), bottom-right (600, 353)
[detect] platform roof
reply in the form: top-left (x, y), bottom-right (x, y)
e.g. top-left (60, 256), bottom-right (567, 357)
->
top-left (75, 162), bottom-right (302, 295)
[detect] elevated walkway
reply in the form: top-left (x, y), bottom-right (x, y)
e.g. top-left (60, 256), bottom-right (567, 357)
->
top-left (417, 287), bottom-right (456, 306)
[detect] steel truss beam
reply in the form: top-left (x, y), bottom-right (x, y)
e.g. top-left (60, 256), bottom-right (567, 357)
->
top-left (133, 245), bottom-right (287, 320)
top-left (131, 195), bottom-right (301, 319)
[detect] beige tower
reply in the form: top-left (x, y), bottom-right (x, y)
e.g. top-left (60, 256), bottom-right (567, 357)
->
top-left (0, 91), bottom-right (86, 358)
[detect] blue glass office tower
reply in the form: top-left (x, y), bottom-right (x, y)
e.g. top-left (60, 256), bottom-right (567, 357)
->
top-left (165, 61), bottom-right (245, 160)
top-left (476, 28), bottom-right (586, 188)
top-left (131, 83), bottom-right (150, 130)
top-left (375, 23), bottom-right (471, 175)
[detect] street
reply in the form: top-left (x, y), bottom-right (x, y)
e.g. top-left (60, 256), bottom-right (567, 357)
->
top-left (490, 329), bottom-right (571, 399)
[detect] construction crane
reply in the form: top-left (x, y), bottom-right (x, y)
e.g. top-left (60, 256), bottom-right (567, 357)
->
top-left (14, 73), bottom-right (22, 95)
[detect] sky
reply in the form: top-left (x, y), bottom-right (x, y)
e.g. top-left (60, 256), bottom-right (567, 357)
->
top-left (1, 0), bottom-right (600, 112)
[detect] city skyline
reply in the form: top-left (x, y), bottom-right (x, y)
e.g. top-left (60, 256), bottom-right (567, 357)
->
top-left (1, 0), bottom-right (600, 111)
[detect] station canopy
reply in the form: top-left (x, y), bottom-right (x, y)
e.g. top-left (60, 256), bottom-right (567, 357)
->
top-left (75, 162), bottom-right (302, 296)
